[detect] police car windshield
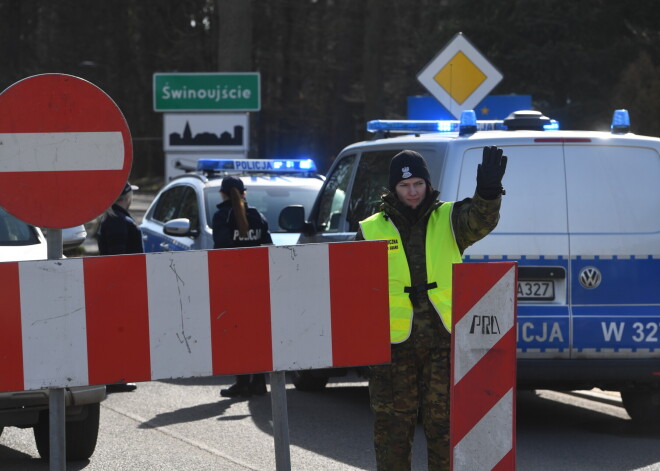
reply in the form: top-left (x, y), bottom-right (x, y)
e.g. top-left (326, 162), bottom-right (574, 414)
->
top-left (204, 185), bottom-right (319, 232)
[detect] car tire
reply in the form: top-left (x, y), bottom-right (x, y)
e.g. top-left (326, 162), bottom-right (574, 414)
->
top-left (621, 390), bottom-right (660, 426)
top-left (291, 371), bottom-right (329, 391)
top-left (33, 402), bottom-right (100, 461)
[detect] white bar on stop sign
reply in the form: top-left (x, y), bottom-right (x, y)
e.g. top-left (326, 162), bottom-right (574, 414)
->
top-left (0, 132), bottom-right (124, 172)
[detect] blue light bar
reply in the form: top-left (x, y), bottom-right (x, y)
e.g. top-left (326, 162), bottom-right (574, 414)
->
top-left (367, 113), bottom-right (510, 136)
top-left (611, 109), bottom-right (630, 134)
top-left (367, 120), bottom-right (456, 134)
top-left (197, 158), bottom-right (317, 174)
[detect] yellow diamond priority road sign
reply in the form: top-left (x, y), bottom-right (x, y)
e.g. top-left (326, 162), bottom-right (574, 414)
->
top-left (417, 33), bottom-right (503, 119)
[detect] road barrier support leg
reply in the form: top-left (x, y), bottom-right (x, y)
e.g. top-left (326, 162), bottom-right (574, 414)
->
top-left (49, 387), bottom-right (66, 470)
top-left (269, 371), bottom-right (291, 471)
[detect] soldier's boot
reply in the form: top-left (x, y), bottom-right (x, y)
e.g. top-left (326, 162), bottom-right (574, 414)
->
top-left (221, 376), bottom-right (251, 398)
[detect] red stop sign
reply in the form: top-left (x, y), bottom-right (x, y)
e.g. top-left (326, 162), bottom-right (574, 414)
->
top-left (0, 74), bottom-right (132, 228)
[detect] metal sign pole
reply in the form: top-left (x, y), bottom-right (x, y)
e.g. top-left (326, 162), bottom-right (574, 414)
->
top-left (269, 371), bottom-right (291, 471)
top-left (46, 229), bottom-right (66, 471)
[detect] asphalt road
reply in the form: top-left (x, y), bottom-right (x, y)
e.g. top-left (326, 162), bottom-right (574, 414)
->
top-left (0, 374), bottom-right (429, 470)
top-left (516, 389), bottom-right (660, 471)
top-left (3, 379), bottom-right (660, 470)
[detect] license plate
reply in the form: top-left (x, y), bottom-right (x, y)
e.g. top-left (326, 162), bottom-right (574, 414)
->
top-left (517, 280), bottom-right (555, 300)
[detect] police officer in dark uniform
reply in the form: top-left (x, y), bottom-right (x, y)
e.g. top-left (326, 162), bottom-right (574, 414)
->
top-left (213, 176), bottom-right (273, 397)
top-left (97, 182), bottom-right (144, 256)
top-left (97, 181), bottom-right (143, 393)
top-left (356, 148), bottom-right (507, 470)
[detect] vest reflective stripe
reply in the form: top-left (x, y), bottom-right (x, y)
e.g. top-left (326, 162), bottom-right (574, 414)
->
top-left (359, 202), bottom-right (462, 343)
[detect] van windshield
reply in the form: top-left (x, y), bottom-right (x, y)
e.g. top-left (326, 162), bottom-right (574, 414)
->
top-left (346, 148), bottom-right (443, 232)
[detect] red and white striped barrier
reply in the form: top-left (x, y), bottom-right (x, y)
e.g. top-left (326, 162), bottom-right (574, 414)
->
top-left (450, 262), bottom-right (517, 471)
top-left (0, 241), bottom-right (391, 393)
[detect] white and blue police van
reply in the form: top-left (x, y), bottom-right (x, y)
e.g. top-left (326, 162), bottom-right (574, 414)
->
top-left (139, 158), bottom-right (324, 252)
top-left (280, 109), bottom-right (660, 425)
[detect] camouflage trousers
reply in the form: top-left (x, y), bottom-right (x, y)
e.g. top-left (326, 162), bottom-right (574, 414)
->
top-left (369, 342), bottom-right (451, 471)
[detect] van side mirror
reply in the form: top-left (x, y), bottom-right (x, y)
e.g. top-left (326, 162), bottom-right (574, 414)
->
top-left (279, 206), bottom-right (306, 232)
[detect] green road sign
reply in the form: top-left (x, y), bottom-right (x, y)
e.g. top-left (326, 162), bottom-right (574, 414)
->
top-left (153, 73), bottom-right (260, 112)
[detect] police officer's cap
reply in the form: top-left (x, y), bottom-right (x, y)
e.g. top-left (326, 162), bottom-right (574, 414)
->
top-left (220, 176), bottom-right (246, 194)
top-left (121, 182), bottom-right (139, 196)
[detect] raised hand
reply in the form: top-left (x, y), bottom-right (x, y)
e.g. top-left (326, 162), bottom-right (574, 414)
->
top-left (476, 146), bottom-right (508, 199)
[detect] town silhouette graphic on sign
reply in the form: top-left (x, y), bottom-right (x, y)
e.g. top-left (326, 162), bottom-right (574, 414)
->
top-left (169, 121), bottom-right (244, 146)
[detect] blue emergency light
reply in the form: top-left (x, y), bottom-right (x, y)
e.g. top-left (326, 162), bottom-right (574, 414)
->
top-left (196, 158), bottom-right (317, 174)
top-left (611, 109), bottom-right (630, 134)
top-left (543, 120), bottom-right (561, 131)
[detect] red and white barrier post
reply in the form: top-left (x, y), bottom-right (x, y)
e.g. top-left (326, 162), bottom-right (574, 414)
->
top-left (450, 262), bottom-right (517, 471)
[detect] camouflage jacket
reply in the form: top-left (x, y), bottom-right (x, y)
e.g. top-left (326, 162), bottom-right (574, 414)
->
top-left (355, 189), bottom-right (501, 348)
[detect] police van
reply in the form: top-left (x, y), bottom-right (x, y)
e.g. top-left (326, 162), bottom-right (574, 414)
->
top-left (139, 158), bottom-right (324, 252)
top-left (280, 109), bottom-right (660, 425)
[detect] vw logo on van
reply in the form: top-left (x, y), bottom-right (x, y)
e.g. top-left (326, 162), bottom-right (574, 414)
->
top-left (579, 266), bottom-right (602, 289)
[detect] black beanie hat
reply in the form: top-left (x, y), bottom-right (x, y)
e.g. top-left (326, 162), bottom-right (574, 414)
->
top-left (389, 150), bottom-right (431, 190)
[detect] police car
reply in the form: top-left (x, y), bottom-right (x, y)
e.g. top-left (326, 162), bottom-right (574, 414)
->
top-left (281, 109), bottom-right (660, 425)
top-left (139, 158), bottom-right (324, 252)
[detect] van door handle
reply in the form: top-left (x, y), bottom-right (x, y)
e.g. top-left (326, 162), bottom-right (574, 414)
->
top-left (159, 241), bottom-right (171, 251)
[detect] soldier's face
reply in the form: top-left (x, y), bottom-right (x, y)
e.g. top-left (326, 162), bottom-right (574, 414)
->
top-left (395, 177), bottom-right (427, 209)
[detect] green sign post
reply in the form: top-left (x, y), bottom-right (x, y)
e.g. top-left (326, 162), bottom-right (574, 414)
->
top-left (153, 73), bottom-right (260, 112)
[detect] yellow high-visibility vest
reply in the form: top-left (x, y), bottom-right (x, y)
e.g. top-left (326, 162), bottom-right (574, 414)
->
top-left (360, 202), bottom-right (462, 343)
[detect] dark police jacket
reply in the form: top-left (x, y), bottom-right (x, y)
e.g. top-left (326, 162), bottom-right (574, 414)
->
top-left (212, 200), bottom-right (273, 249)
top-left (97, 204), bottom-right (144, 255)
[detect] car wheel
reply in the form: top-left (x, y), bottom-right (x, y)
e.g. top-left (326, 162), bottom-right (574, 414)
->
top-left (33, 403), bottom-right (100, 461)
top-left (291, 371), bottom-right (329, 391)
top-left (621, 390), bottom-right (660, 426)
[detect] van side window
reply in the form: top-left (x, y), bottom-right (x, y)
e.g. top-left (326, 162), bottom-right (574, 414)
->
top-left (565, 146), bottom-right (660, 233)
top-left (457, 145), bottom-right (568, 234)
top-left (315, 155), bottom-right (356, 232)
top-left (347, 151), bottom-right (394, 232)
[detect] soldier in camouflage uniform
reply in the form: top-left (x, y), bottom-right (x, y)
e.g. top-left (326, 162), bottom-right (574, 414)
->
top-left (355, 147), bottom-right (507, 470)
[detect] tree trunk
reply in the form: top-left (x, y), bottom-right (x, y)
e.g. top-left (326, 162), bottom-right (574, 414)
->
top-left (216, 0), bottom-right (252, 71)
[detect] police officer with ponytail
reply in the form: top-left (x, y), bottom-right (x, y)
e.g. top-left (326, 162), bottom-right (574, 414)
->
top-left (212, 176), bottom-right (273, 398)
top-left (356, 147), bottom-right (507, 470)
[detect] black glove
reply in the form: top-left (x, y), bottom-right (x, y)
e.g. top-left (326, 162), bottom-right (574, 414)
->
top-left (476, 146), bottom-right (508, 199)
